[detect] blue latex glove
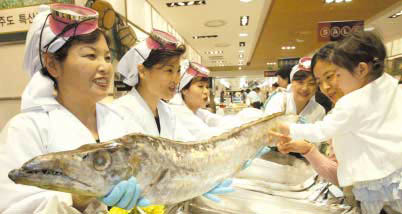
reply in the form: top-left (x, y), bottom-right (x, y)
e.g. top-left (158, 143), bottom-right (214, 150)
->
top-left (99, 177), bottom-right (151, 210)
top-left (242, 146), bottom-right (271, 170)
top-left (203, 179), bottom-right (234, 203)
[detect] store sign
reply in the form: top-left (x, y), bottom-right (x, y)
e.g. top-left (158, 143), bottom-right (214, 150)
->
top-left (0, 0), bottom-right (74, 42)
top-left (318, 20), bottom-right (364, 42)
top-left (0, 6), bottom-right (39, 35)
top-left (264, 70), bottom-right (276, 77)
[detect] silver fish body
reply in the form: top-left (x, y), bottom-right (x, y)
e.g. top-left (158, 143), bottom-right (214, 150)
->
top-left (9, 112), bottom-right (297, 205)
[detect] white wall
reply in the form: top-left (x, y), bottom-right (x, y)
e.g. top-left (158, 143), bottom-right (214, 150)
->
top-left (0, 42), bottom-right (29, 129)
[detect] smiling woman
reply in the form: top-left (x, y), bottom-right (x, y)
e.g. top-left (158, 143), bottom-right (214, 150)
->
top-left (0, 3), bottom-right (143, 214)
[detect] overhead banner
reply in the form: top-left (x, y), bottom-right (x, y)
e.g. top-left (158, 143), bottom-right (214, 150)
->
top-left (318, 20), bottom-right (364, 42)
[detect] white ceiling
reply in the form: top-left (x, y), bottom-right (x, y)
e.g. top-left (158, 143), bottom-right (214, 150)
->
top-left (146, 0), bottom-right (272, 67)
top-left (366, 1), bottom-right (402, 43)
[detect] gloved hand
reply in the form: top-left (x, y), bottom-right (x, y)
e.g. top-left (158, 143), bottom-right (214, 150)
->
top-left (242, 146), bottom-right (271, 170)
top-left (99, 176), bottom-right (151, 210)
top-left (203, 179), bottom-right (234, 203)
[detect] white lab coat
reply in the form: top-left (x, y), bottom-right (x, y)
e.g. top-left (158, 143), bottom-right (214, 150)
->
top-left (111, 89), bottom-right (194, 141)
top-left (247, 91), bottom-right (261, 104)
top-left (0, 99), bottom-right (128, 214)
top-left (264, 91), bottom-right (325, 124)
top-left (169, 94), bottom-right (263, 140)
top-left (290, 73), bottom-right (402, 187)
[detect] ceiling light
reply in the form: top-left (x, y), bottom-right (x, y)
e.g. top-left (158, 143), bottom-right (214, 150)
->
top-left (239, 33), bottom-right (248, 37)
top-left (389, 10), bottom-right (402, 19)
top-left (239, 50), bottom-right (245, 53)
top-left (205, 20), bottom-right (226, 27)
top-left (324, 0), bottom-right (351, 3)
top-left (240, 16), bottom-right (249, 26)
top-left (364, 26), bottom-right (375, 31)
top-left (239, 42), bottom-right (246, 47)
top-left (239, 54), bottom-right (244, 58)
top-left (238, 67), bottom-right (242, 70)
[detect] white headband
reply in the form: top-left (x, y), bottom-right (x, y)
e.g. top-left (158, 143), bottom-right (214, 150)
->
top-left (21, 5), bottom-right (69, 111)
top-left (290, 58), bottom-right (312, 81)
top-left (117, 40), bottom-right (152, 86)
top-left (178, 60), bottom-right (210, 92)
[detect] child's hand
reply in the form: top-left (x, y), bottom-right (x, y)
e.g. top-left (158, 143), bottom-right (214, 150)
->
top-left (278, 140), bottom-right (314, 155)
top-left (268, 124), bottom-right (291, 146)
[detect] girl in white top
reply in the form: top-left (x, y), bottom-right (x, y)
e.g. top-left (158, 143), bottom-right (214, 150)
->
top-left (264, 57), bottom-right (326, 127)
top-left (112, 30), bottom-right (233, 203)
top-left (0, 4), bottom-right (146, 214)
top-left (277, 31), bottom-right (402, 214)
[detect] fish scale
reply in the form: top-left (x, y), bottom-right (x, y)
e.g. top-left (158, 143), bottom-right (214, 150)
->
top-left (9, 112), bottom-right (298, 205)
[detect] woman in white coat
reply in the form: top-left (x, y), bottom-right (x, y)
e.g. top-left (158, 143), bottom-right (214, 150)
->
top-left (112, 30), bottom-right (233, 204)
top-left (264, 57), bottom-right (326, 126)
top-left (169, 60), bottom-right (270, 168)
top-left (0, 4), bottom-right (146, 214)
top-left (169, 60), bottom-right (261, 140)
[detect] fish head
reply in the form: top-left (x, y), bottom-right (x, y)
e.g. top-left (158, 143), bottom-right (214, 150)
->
top-left (8, 140), bottom-right (141, 197)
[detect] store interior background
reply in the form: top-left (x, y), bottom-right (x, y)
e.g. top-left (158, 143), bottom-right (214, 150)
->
top-left (1, 0), bottom-right (402, 129)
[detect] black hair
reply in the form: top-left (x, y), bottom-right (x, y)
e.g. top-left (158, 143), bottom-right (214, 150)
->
top-left (311, 42), bottom-right (336, 74)
top-left (332, 31), bottom-right (386, 81)
top-left (315, 89), bottom-right (333, 113)
top-left (181, 76), bottom-right (208, 91)
top-left (399, 80), bottom-right (402, 85)
top-left (292, 70), bottom-right (314, 81)
top-left (142, 44), bottom-right (186, 69)
top-left (276, 65), bottom-right (292, 83)
top-left (246, 89), bottom-right (251, 93)
top-left (41, 29), bottom-right (110, 89)
top-left (272, 82), bottom-right (279, 88)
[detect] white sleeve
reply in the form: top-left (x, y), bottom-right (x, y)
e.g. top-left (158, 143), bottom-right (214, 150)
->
top-left (290, 99), bottom-right (359, 142)
top-left (196, 109), bottom-right (224, 127)
top-left (0, 114), bottom-right (74, 214)
top-left (263, 92), bottom-right (284, 115)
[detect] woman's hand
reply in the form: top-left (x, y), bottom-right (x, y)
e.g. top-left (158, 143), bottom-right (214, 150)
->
top-left (277, 140), bottom-right (314, 155)
top-left (268, 124), bottom-right (292, 146)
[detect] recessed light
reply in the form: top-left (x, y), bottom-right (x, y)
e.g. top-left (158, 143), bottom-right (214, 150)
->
top-left (205, 20), bottom-right (226, 28)
top-left (389, 10), bottom-right (402, 19)
top-left (239, 50), bottom-right (245, 53)
top-left (239, 54), bottom-right (244, 58)
top-left (239, 42), bottom-right (246, 47)
top-left (324, 0), bottom-right (351, 3)
top-left (239, 33), bottom-right (248, 37)
top-left (364, 26), bottom-right (375, 31)
top-left (240, 16), bottom-right (249, 26)
top-left (238, 67), bottom-right (242, 70)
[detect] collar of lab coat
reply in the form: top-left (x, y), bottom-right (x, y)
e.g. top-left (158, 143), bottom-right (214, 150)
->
top-left (286, 92), bottom-right (318, 119)
top-left (124, 89), bottom-right (176, 139)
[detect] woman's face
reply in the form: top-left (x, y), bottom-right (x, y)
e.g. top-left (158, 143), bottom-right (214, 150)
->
top-left (291, 73), bottom-right (317, 105)
top-left (313, 60), bottom-right (344, 103)
top-left (182, 80), bottom-right (210, 110)
top-left (53, 35), bottom-right (112, 102)
top-left (139, 56), bottom-right (181, 101)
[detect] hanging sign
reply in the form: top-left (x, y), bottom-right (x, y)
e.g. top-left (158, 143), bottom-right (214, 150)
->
top-left (318, 20), bottom-right (364, 42)
top-left (0, 0), bottom-right (74, 42)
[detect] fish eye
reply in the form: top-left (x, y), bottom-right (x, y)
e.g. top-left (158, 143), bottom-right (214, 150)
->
top-left (93, 151), bottom-right (112, 171)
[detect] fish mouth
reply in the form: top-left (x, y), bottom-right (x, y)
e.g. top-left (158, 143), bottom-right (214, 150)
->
top-left (9, 168), bottom-right (91, 189)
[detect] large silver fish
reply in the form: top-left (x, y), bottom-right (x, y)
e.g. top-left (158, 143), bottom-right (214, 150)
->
top-left (8, 112), bottom-right (297, 205)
